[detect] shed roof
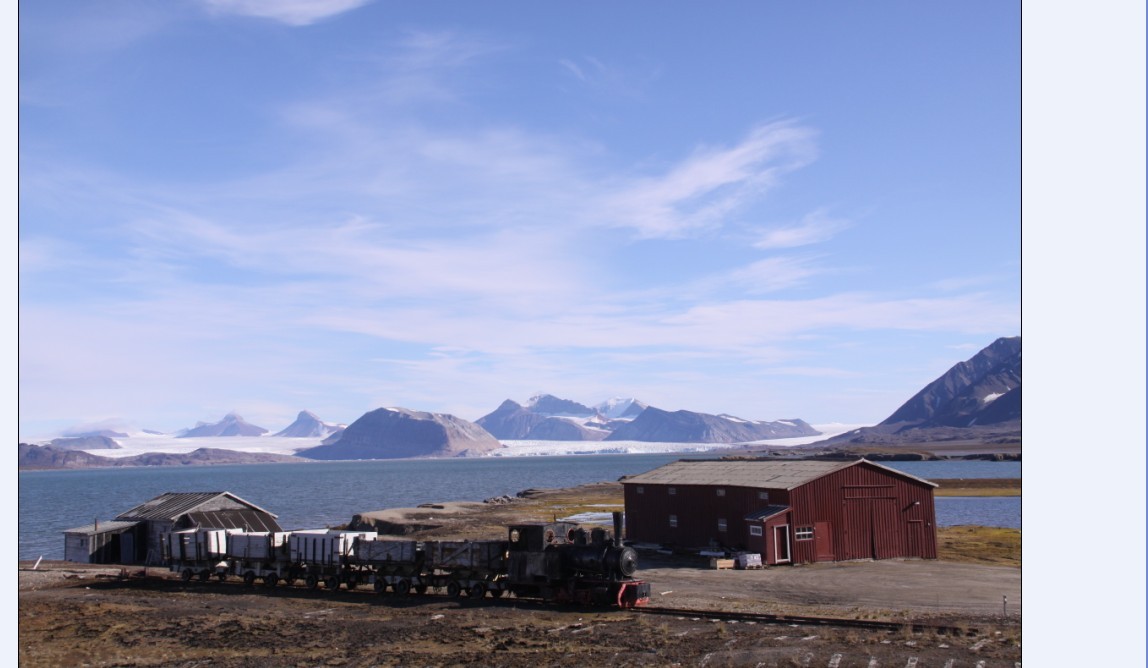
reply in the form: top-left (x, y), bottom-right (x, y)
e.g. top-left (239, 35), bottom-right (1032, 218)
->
top-left (115, 492), bottom-right (278, 522)
top-left (744, 505), bottom-right (790, 521)
top-left (621, 458), bottom-right (937, 490)
top-left (62, 520), bottom-right (140, 536)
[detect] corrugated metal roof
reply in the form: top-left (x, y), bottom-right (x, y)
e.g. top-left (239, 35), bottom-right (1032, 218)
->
top-left (744, 505), bottom-right (790, 521)
top-left (621, 458), bottom-right (937, 490)
top-left (183, 510), bottom-right (282, 533)
top-left (62, 520), bottom-right (140, 535)
top-left (115, 492), bottom-right (278, 521)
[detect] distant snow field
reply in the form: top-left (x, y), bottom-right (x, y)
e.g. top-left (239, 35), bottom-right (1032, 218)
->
top-left (52, 423), bottom-right (866, 460)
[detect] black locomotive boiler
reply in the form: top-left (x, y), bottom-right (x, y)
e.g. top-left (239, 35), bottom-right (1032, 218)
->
top-left (504, 512), bottom-right (648, 607)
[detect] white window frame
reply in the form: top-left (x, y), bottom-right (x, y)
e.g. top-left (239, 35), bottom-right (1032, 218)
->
top-left (749, 525), bottom-right (763, 537)
top-left (669, 514), bottom-right (678, 528)
top-left (717, 518), bottom-right (727, 533)
top-left (795, 526), bottom-right (814, 541)
top-left (758, 491), bottom-right (770, 502)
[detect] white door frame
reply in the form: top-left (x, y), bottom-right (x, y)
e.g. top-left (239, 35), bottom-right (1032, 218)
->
top-left (774, 524), bottom-right (791, 564)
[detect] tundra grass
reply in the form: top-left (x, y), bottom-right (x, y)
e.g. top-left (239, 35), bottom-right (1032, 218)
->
top-left (936, 525), bottom-right (1020, 567)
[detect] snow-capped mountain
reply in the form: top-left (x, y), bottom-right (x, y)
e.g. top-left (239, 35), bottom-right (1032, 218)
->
top-left (273, 410), bottom-right (344, 438)
top-left (594, 397), bottom-right (648, 419)
top-left (476, 394), bottom-right (815, 443)
top-left (177, 413), bottom-right (268, 438)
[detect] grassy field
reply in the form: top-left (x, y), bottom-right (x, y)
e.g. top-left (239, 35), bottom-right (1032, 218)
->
top-left (936, 525), bottom-right (1020, 566)
top-left (931, 477), bottom-right (1020, 497)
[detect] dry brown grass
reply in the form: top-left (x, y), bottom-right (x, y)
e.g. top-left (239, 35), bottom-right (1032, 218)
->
top-left (937, 525), bottom-right (1020, 567)
top-left (932, 478), bottom-right (1020, 497)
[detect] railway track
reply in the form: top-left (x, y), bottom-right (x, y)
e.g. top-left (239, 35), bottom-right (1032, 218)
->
top-left (635, 605), bottom-right (979, 636)
top-left (128, 572), bottom-right (982, 637)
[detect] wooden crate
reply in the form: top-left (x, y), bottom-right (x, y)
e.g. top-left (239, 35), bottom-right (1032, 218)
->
top-left (709, 558), bottom-right (735, 570)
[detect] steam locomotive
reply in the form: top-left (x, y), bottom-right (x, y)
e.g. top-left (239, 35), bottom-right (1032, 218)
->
top-left (163, 511), bottom-right (649, 608)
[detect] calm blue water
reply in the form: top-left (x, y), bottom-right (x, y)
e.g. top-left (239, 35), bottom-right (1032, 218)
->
top-left (18, 456), bottom-right (1020, 560)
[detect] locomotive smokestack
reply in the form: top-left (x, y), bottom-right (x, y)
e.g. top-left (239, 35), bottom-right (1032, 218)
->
top-left (612, 511), bottom-right (624, 548)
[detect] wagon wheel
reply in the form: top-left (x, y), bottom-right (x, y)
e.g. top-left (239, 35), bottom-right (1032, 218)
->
top-left (468, 583), bottom-right (486, 600)
top-left (181, 569), bottom-right (193, 583)
top-left (305, 574), bottom-right (319, 590)
top-left (373, 579), bottom-right (387, 593)
top-left (345, 576), bottom-right (357, 591)
top-left (198, 570), bottom-right (211, 582)
top-left (414, 584), bottom-right (428, 595)
top-left (243, 571), bottom-right (256, 587)
top-left (325, 576), bottom-right (340, 591)
top-left (395, 579), bottom-right (412, 596)
top-left (489, 588), bottom-right (504, 599)
top-left (264, 573), bottom-right (279, 588)
top-left (216, 572), bottom-right (228, 582)
top-left (446, 581), bottom-right (462, 598)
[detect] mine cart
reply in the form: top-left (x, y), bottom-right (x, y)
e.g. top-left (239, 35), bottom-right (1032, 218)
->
top-left (423, 540), bottom-right (510, 599)
top-left (288, 529), bottom-right (376, 591)
top-left (164, 529), bottom-right (230, 582)
top-left (353, 538), bottom-right (426, 594)
top-left (227, 531), bottom-right (292, 586)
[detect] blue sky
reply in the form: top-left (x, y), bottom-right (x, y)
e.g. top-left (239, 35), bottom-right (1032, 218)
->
top-left (18, 1), bottom-right (1022, 437)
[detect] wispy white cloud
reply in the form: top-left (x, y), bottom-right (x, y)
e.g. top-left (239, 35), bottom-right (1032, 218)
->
top-left (200, 0), bottom-right (372, 26)
top-left (601, 121), bottom-right (817, 238)
top-left (753, 209), bottom-right (852, 249)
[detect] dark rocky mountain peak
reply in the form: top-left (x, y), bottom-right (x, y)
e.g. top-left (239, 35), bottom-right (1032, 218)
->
top-left (526, 394), bottom-right (597, 417)
top-left (297, 407), bottom-right (504, 460)
top-left (605, 407), bottom-right (819, 443)
top-left (880, 336), bottom-right (1021, 429)
top-left (475, 399), bottom-right (547, 439)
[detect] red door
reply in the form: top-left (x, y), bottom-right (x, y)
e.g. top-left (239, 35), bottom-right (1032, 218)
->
top-left (814, 522), bottom-right (834, 561)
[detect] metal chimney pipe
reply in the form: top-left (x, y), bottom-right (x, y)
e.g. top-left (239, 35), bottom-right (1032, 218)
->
top-left (612, 511), bottom-right (624, 548)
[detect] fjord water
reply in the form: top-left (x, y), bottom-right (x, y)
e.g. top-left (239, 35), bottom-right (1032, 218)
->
top-left (19, 455), bottom-right (1020, 560)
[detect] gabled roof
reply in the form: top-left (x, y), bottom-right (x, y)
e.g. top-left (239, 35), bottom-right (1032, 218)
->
top-left (621, 458), bottom-right (937, 490)
top-left (115, 492), bottom-right (278, 522)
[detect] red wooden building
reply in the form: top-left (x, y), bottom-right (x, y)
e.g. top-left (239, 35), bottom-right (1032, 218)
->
top-left (622, 459), bottom-right (937, 565)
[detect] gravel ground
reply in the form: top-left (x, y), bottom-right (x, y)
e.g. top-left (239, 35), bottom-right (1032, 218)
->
top-left (19, 559), bottom-right (1021, 667)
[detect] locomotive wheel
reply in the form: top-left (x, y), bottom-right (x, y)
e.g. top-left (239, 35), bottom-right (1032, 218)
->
top-left (446, 581), bottom-right (461, 598)
top-left (305, 574), bottom-right (319, 590)
top-left (489, 588), bottom-right (504, 599)
top-left (468, 583), bottom-right (486, 599)
top-left (198, 570), bottom-right (211, 582)
top-left (264, 573), bottom-right (279, 588)
top-left (243, 571), bottom-right (256, 587)
top-left (181, 569), bottom-right (193, 583)
top-left (325, 576), bottom-right (340, 591)
top-left (395, 579), bottom-right (411, 596)
top-left (373, 579), bottom-right (387, 593)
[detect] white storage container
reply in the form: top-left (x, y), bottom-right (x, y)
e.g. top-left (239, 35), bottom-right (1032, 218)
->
top-left (289, 530), bottom-right (376, 565)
